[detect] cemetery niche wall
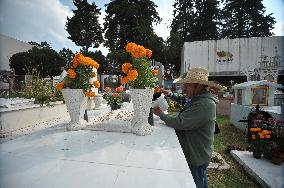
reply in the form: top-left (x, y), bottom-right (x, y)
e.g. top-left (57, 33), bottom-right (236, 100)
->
top-left (181, 36), bottom-right (284, 85)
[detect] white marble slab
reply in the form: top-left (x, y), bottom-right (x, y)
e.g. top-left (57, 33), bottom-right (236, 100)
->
top-left (0, 120), bottom-right (196, 188)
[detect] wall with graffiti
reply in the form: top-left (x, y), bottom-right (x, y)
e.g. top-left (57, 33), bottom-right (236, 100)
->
top-left (181, 36), bottom-right (284, 82)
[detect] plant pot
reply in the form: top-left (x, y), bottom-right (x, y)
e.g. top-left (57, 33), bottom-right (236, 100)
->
top-left (130, 88), bottom-right (154, 135)
top-left (110, 103), bottom-right (121, 111)
top-left (62, 89), bottom-right (87, 131)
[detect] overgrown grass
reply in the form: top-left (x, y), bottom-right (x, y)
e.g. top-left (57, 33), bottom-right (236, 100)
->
top-left (208, 114), bottom-right (260, 188)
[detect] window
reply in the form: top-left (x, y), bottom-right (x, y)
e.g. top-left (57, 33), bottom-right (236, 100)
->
top-left (237, 89), bottom-right (242, 105)
top-left (251, 86), bottom-right (268, 105)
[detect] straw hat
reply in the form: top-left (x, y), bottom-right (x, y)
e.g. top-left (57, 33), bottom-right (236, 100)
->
top-left (175, 67), bottom-right (214, 86)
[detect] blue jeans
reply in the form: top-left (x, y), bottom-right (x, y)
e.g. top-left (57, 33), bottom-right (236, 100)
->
top-left (189, 164), bottom-right (208, 188)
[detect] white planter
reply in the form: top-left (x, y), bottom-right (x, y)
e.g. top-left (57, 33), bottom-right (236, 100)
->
top-left (62, 89), bottom-right (87, 131)
top-left (129, 88), bottom-right (154, 135)
top-left (93, 94), bottom-right (103, 109)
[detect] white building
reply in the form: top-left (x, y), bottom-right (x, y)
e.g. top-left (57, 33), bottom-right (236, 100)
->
top-left (0, 34), bottom-right (34, 71)
top-left (181, 37), bottom-right (284, 82)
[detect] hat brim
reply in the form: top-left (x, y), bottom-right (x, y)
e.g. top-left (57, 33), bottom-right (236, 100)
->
top-left (176, 78), bottom-right (215, 87)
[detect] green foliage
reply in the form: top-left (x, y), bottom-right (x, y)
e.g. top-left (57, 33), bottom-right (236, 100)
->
top-left (171, 0), bottom-right (220, 42)
top-left (66, 0), bottom-right (103, 52)
top-left (59, 48), bottom-right (74, 67)
top-left (104, 0), bottom-right (161, 51)
top-left (103, 93), bottom-right (123, 106)
top-left (130, 57), bottom-right (158, 89)
top-left (221, 0), bottom-right (276, 38)
top-left (9, 47), bottom-right (66, 77)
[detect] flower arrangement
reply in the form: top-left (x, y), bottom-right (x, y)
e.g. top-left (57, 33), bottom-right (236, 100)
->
top-left (56, 53), bottom-right (100, 97)
top-left (121, 42), bottom-right (158, 89)
top-left (103, 86), bottom-right (124, 107)
top-left (249, 114), bottom-right (284, 159)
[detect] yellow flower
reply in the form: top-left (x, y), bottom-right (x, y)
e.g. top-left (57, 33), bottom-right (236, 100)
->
top-left (56, 82), bottom-right (64, 91)
top-left (122, 62), bottom-right (132, 74)
top-left (93, 80), bottom-right (100, 88)
top-left (72, 53), bottom-right (84, 68)
top-left (262, 130), bottom-right (271, 135)
top-left (67, 69), bottom-right (76, 79)
top-left (127, 70), bottom-right (138, 81)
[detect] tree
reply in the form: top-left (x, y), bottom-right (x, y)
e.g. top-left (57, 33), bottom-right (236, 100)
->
top-left (221, 0), bottom-right (275, 38)
top-left (171, 0), bottom-right (220, 42)
top-left (10, 47), bottom-right (66, 77)
top-left (66, 0), bottom-right (103, 52)
top-left (59, 48), bottom-right (74, 67)
top-left (104, 0), bottom-right (161, 51)
top-left (28, 41), bottom-right (51, 49)
top-left (165, 32), bottom-right (183, 77)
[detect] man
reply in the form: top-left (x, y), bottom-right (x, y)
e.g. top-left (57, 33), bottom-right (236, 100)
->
top-left (153, 67), bottom-right (217, 188)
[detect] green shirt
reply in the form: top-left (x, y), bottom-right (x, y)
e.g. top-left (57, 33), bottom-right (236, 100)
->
top-left (160, 91), bottom-right (217, 166)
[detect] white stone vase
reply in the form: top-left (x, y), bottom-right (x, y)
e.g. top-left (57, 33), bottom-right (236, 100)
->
top-left (130, 88), bottom-right (154, 135)
top-left (93, 94), bottom-right (103, 109)
top-left (62, 89), bottom-right (87, 131)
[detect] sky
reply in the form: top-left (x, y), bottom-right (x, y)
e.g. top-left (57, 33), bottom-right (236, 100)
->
top-left (0, 0), bottom-right (283, 56)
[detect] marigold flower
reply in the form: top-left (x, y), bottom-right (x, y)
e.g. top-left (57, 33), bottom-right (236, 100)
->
top-left (72, 53), bottom-right (84, 68)
top-left (122, 62), bottom-right (132, 74)
top-left (127, 70), bottom-right (138, 81)
top-left (125, 42), bottom-right (137, 53)
top-left (152, 69), bottom-right (158, 76)
top-left (121, 77), bottom-right (128, 84)
top-left (93, 80), bottom-right (100, 88)
top-left (131, 45), bottom-right (146, 58)
top-left (67, 69), bottom-right (76, 79)
top-left (91, 60), bottom-right (100, 69)
top-left (85, 91), bottom-right (96, 97)
top-left (56, 82), bottom-right (64, 91)
top-left (262, 130), bottom-right (271, 135)
top-left (264, 135), bottom-right (271, 139)
top-left (146, 49), bottom-right (152, 58)
top-left (154, 86), bottom-right (161, 93)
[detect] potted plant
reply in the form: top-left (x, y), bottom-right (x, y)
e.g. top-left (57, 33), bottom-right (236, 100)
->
top-left (56, 53), bottom-right (100, 130)
top-left (103, 86), bottom-right (124, 111)
top-left (120, 42), bottom-right (158, 135)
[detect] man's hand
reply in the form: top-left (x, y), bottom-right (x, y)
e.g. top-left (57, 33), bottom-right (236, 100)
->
top-left (153, 107), bottom-right (163, 116)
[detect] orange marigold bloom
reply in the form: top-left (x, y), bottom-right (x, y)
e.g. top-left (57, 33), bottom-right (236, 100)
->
top-left (154, 86), bottom-right (161, 93)
top-left (127, 70), bottom-right (138, 81)
top-left (72, 53), bottom-right (84, 68)
top-left (67, 69), bottom-right (76, 79)
top-left (92, 61), bottom-right (100, 69)
top-left (262, 130), bottom-right (271, 135)
top-left (152, 69), bottom-right (158, 76)
top-left (121, 76), bottom-right (129, 84)
top-left (265, 135), bottom-right (271, 139)
top-left (125, 42), bottom-right (137, 53)
top-left (122, 62), bottom-right (132, 74)
top-left (131, 45), bottom-right (146, 58)
top-left (146, 49), bottom-right (152, 58)
top-left (56, 82), bottom-right (64, 91)
top-left (93, 80), bottom-right (100, 88)
top-left (85, 91), bottom-right (96, 97)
